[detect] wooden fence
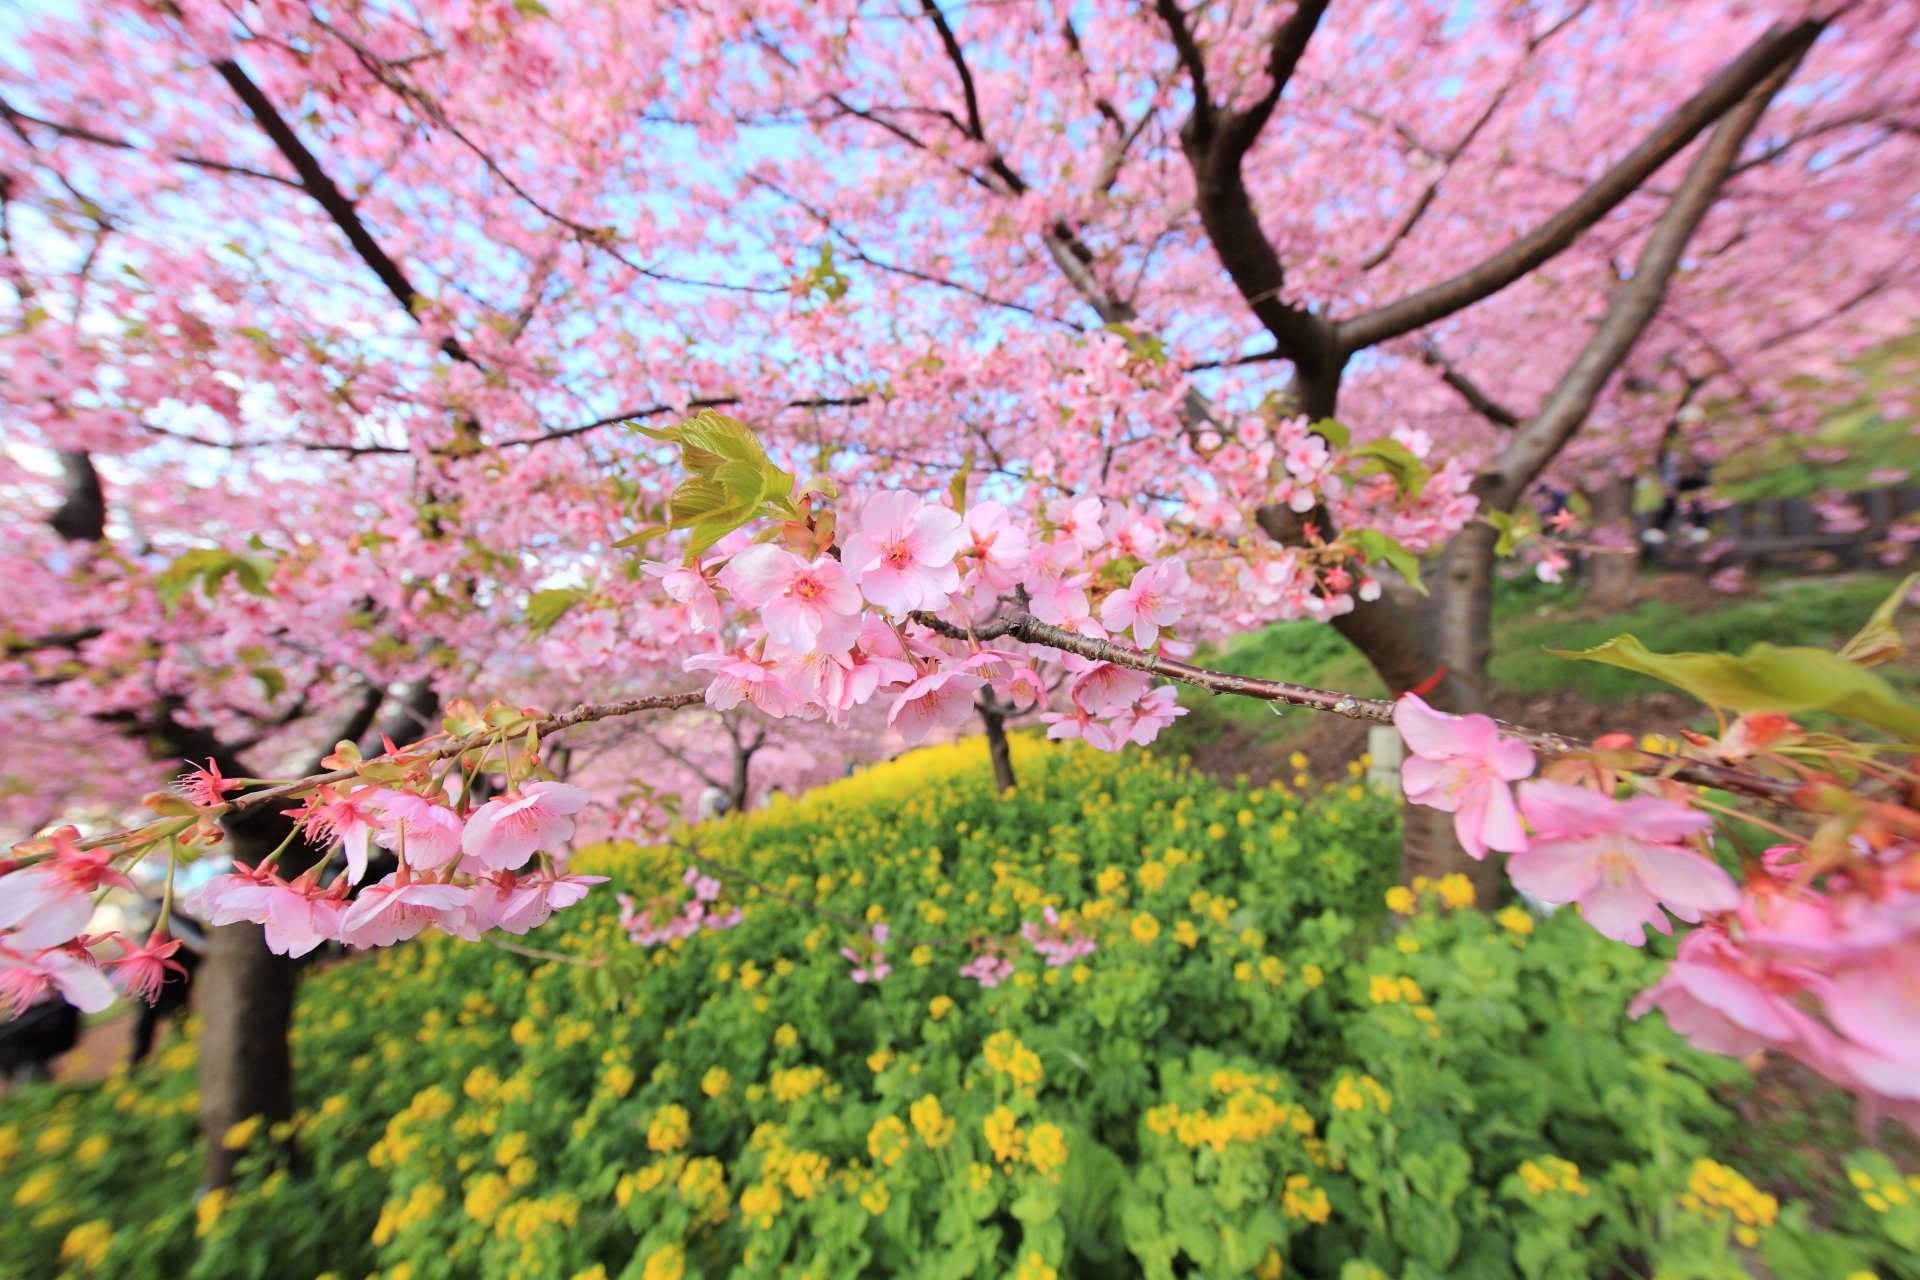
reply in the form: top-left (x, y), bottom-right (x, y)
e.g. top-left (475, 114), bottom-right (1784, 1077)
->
top-left (1646, 486), bottom-right (1920, 575)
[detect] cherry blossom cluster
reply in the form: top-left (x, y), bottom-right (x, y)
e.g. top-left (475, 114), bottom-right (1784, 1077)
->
top-left (616, 868), bottom-right (744, 946)
top-left (1393, 696), bottom-right (1920, 1134)
top-left (0, 829), bottom-right (179, 1017)
top-left (187, 780), bottom-right (606, 953)
top-left (0, 769), bottom-right (614, 1017)
top-left (651, 488), bottom-right (1210, 752)
top-left (1019, 906), bottom-right (1100, 969)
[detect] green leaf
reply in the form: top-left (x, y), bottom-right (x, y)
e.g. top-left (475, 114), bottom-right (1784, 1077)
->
top-left (948, 451), bottom-right (975, 516)
top-left (1351, 438), bottom-right (1430, 497)
top-left (1311, 418), bottom-right (1351, 450)
top-left (667, 476), bottom-right (734, 527)
top-left (1348, 528), bottom-right (1427, 595)
top-left (1836, 571), bottom-right (1919, 667)
top-left (251, 666), bottom-right (286, 701)
top-left (524, 587), bottom-right (583, 635)
top-left (1486, 510), bottom-right (1522, 558)
top-left (611, 525), bottom-right (670, 551)
top-left (1549, 634), bottom-right (1920, 740)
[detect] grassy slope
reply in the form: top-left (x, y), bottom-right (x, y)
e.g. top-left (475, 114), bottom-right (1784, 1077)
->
top-left (1161, 571), bottom-right (1919, 766)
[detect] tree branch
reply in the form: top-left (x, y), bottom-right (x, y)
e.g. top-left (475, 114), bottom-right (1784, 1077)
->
top-left (210, 57), bottom-right (479, 369)
top-left (1153, 0), bottom-right (1337, 395)
top-left (1481, 51), bottom-right (1803, 511)
top-left (1335, 17), bottom-right (1824, 354)
top-left (1416, 340), bottom-right (1523, 429)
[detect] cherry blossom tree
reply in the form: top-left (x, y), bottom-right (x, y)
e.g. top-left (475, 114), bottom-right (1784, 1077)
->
top-left (3, 0), bottom-right (1918, 1187)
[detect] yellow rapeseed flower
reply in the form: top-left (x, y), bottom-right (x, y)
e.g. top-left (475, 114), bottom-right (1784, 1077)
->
top-left (647, 1105), bottom-right (690, 1153)
top-left (868, 1116), bottom-right (911, 1167)
top-left (59, 1219), bottom-right (112, 1269)
top-left (640, 1244), bottom-right (685, 1280)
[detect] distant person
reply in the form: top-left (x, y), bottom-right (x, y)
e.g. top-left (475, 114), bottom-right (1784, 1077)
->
top-left (757, 784), bottom-right (786, 810)
top-left (1647, 443), bottom-right (1712, 546)
top-left (695, 784), bottom-right (731, 822)
top-left (0, 997), bottom-right (80, 1089)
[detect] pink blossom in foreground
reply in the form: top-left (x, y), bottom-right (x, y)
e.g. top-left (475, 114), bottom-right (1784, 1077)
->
top-left (1065, 657), bottom-right (1150, 717)
top-left (186, 861), bottom-right (279, 928)
top-left (263, 877), bottom-right (352, 958)
top-left (962, 501), bottom-right (1031, 590)
top-left (684, 649), bottom-right (803, 718)
top-left (338, 873), bottom-right (469, 948)
top-left (0, 942), bottom-right (117, 1016)
top-left (1098, 558), bottom-right (1188, 649)
top-left (177, 758), bottom-right (244, 808)
top-left (1393, 694), bottom-right (1535, 860)
top-left (888, 670), bottom-right (986, 745)
top-left (460, 780), bottom-right (591, 873)
top-left (372, 791), bottom-right (465, 871)
top-left (720, 545), bottom-right (863, 654)
top-left (1629, 920), bottom-right (1826, 1057)
top-left (1111, 685), bottom-right (1187, 746)
top-left (495, 872), bottom-right (610, 934)
top-left (840, 492), bottom-right (966, 616)
top-left (107, 931), bottom-right (188, 1004)
top-left (297, 786), bottom-right (386, 884)
top-left (1040, 704), bottom-right (1122, 752)
top-left (1511, 780), bottom-right (1736, 945)
top-left (645, 562), bottom-right (723, 634)
top-left (0, 833), bottom-right (133, 949)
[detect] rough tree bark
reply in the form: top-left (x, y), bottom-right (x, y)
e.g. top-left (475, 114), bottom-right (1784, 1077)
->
top-left (1584, 476), bottom-right (1642, 611)
top-left (978, 690), bottom-right (1018, 794)
top-left (726, 718), bottom-right (767, 814)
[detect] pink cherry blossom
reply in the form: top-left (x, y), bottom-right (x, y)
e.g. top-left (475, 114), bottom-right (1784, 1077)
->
top-left (645, 563), bottom-right (725, 634)
top-left (1393, 694), bottom-right (1535, 860)
top-left (888, 670), bottom-right (986, 745)
top-left (460, 781), bottom-right (591, 873)
top-left (186, 861), bottom-right (279, 928)
top-left (962, 501), bottom-right (1032, 590)
top-left (107, 931), bottom-right (189, 1005)
top-left (1026, 571), bottom-right (1097, 631)
top-left (177, 758), bottom-right (244, 808)
top-left (1511, 780), bottom-right (1736, 945)
top-left (839, 492), bottom-right (966, 616)
top-left (262, 878), bottom-right (351, 958)
top-left (1113, 685), bottom-right (1187, 746)
top-left (960, 953), bottom-right (1015, 987)
top-left (496, 871), bottom-right (610, 934)
top-left (683, 649), bottom-right (803, 718)
top-left (338, 873), bottom-right (469, 948)
top-left (1098, 559), bottom-right (1189, 649)
top-left (372, 791), bottom-right (465, 871)
top-left (0, 941), bottom-right (117, 1016)
top-left (297, 786), bottom-right (386, 884)
top-left (1065, 657), bottom-right (1151, 717)
top-left (720, 545), bottom-right (862, 654)
top-left (0, 834), bottom-right (133, 949)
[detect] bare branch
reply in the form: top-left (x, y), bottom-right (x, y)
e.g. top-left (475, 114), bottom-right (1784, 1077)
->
top-left (1480, 51), bottom-right (1804, 511)
top-left (1336, 18), bottom-right (1825, 354)
top-left (1416, 341), bottom-right (1523, 429)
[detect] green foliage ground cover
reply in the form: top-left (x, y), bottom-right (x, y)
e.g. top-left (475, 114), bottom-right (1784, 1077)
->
top-left (3, 741), bottom-right (1914, 1280)
top-left (1160, 574), bottom-right (1920, 765)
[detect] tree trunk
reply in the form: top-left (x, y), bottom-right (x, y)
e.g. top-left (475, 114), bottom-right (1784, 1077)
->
top-left (728, 742), bottom-right (754, 814)
top-left (1584, 476), bottom-right (1641, 611)
top-left (196, 910), bottom-right (299, 1188)
top-left (979, 694), bottom-right (1017, 794)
